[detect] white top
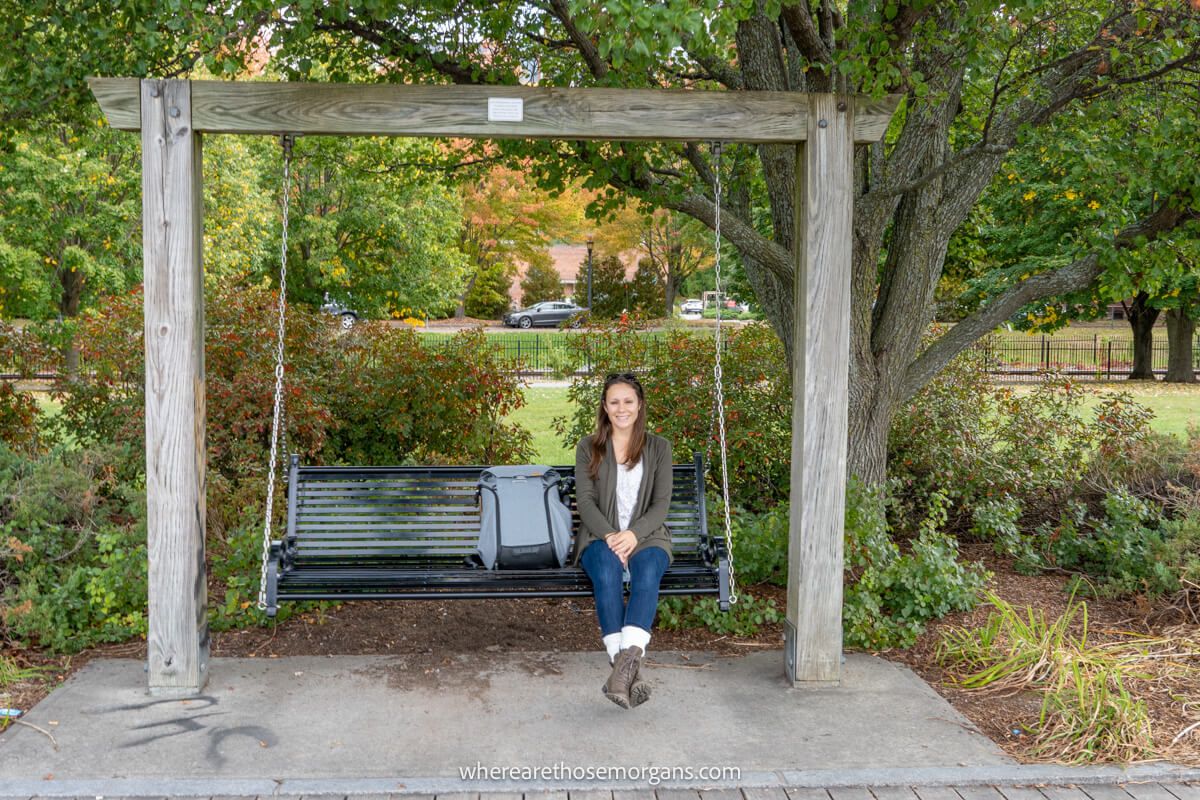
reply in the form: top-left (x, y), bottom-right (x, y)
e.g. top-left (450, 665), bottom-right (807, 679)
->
top-left (616, 459), bottom-right (644, 531)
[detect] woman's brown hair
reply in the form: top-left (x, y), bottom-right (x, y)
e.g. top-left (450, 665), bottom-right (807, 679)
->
top-left (588, 373), bottom-right (647, 479)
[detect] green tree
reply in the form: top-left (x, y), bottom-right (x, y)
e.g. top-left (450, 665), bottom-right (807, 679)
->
top-left (14, 1), bottom-right (1200, 482)
top-left (520, 252), bottom-right (564, 305)
top-left (456, 161), bottom-right (584, 319)
top-left (464, 263), bottom-right (512, 319)
top-left (629, 257), bottom-right (665, 315)
top-left (0, 125), bottom-right (140, 322)
top-left (594, 205), bottom-right (714, 316)
top-left (1161, 270), bottom-right (1200, 384)
top-left (581, 254), bottom-right (629, 319)
top-left (956, 88), bottom-right (1200, 382)
top-left (286, 136), bottom-right (468, 319)
top-left (203, 134), bottom-right (278, 285)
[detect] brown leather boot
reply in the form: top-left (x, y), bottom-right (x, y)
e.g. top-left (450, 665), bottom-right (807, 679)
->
top-left (629, 662), bottom-right (652, 707)
top-left (602, 645), bottom-right (643, 709)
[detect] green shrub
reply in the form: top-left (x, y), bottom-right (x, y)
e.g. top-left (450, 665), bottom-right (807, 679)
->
top-left (971, 496), bottom-right (1042, 572)
top-left (1049, 488), bottom-right (1177, 599)
top-left (57, 282), bottom-right (533, 475)
top-left (0, 322), bottom-right (52, 453)
top-left (844, 479), bottom-right (988, 649)
top-left (327, 326), bottom-right (533, 465)
top-left (656, 592), bottom-right (783, 636)
top-left (675, 479), bottom-right (987, 648)
top-left (0, 443), bottom-right (148, 652)
top-left (726, 501), bottom-right (789, 586)
top-left (890, 341), bottom-right (1155, 528)
top-left (1157, 509), bottom-right (1200, 590)
top-left (555, 320), bottom-right (791, 509)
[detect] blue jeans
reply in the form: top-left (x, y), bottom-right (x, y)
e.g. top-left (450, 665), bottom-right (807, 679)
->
top-left (580, 540), bottom-right (669, 635)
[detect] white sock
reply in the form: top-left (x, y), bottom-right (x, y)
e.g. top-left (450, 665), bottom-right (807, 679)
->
top-left (620, 625), bottom-right (651, 654)
top-left (603, 633), bottom-right (622, 662)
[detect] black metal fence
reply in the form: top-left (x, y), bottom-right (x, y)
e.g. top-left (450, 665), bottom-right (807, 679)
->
top-left (974, 334), bottom-right (1200, 382)
top-left (4, 329), bottom-right (1199, 382)
top-left (421, 334), bottom-right (674, 377)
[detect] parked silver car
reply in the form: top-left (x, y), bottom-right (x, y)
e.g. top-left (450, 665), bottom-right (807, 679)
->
top-left (503, 301), bottom-right (586, 329)
top-left (320, 292), bottom-right (359, 329)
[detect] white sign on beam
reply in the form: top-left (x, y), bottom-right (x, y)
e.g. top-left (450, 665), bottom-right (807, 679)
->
top-left (487, 97), bottom-right (524, 122)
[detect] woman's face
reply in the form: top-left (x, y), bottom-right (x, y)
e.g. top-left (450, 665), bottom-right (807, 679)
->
top-left (604, 382), bottom-right (641, 434)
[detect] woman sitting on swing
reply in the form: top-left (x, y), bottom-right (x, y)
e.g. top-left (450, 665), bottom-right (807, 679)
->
top-left (573, 372), bottom-right (673, 710)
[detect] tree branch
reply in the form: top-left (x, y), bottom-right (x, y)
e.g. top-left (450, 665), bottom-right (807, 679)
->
top-left (545, 0), bottom-right (609, 80)
top-left (865, 142), bottom-right (1009, 201)
top-left (680, 33), bottom-right (745, 89)
top-left (902, 201), bottom-right (1200, 401)
top-left (780, 3), bottom-right (832, 66)
top-left (312, 16), bottom-right (483, 85)
top-left (668, 193), bottom-right (792, 284)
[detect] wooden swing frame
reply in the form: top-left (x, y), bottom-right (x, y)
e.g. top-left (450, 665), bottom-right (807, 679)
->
top-left (89, 77), bottom-right (899, 694)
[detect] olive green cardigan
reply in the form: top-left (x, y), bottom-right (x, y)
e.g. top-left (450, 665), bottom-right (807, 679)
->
top-left (571, 432), bottom-right (674, 566)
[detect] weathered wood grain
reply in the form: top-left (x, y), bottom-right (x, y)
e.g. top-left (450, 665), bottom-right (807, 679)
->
top-left (142, 78), bottom-right (210, 695)
top-left (954, 788), bottom-right (1005, 800)
top-left (785, 93), bottom-right (855, 685)
top-left (992, 789), bottom-right (1050, 800)
top-left (828, 788), bottom-right (874, 800)
top-left (870, 787), bottom-right (920, 800)
top-left (89, 79), bottom-right (900, 143)
top-left (785, 789), bottom-right (831, 800)
top-left (1160, 785), bottom-right (1200, 800)
top-left (1123, 786), bottom-right (1188, 800)
top-left (612, 790), bottom-right (657, 800)
top-left (1080, 786), bottom-right (1135, 800)
top-left (1038, 787), bottom-right (1091, 800)
top-left (742, 788), bottom-right (790, 800)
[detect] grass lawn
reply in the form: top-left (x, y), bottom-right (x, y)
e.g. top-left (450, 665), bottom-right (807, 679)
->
top-left (26, 380), bottom-right (1195, 464)
top-left (507, 385), bottom-right (577, 465)
top-left (512, 382), bottom-right (1198, 463)
top-left (1075, 382), bottom-right (1199, 440)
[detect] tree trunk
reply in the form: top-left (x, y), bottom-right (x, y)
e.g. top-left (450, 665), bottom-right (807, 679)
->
top-left (455, 270), bottom-right (479, 319)
top-left (1126, 292), bottom-right (1159, 380)
top-left (1164, 307), bottom-right (1197, 383)
top-left (58, 256), bottom-right (84, 379)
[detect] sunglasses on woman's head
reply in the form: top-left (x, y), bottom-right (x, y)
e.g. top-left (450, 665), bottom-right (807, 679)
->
top-left (606, 372), bottom-right (639, 382)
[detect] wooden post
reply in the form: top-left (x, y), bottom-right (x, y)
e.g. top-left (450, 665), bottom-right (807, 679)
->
top-left (142, 79), bottom-right (209, 694)
top-left (785, 94), bottom-right (854, 686)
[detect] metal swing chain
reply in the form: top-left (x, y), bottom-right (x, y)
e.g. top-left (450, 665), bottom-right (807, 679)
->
top-left (257, 134), bottom-right (294, 612)
top-left (710, 141), bottom-right (737, 606)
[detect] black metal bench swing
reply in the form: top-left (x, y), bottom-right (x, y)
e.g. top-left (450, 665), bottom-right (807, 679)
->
top-left (254, 138), bottom-right (738, 618)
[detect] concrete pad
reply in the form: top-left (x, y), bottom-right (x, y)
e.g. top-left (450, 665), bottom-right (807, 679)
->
top-left (0, 651), bottom-right (1009, 783)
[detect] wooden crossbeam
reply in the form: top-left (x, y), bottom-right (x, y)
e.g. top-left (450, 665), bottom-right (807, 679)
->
top-left (89, 78), bottom-right (899, 143)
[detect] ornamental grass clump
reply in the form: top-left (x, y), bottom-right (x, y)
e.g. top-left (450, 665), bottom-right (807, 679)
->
top-left (936, 591), bottom-right (1200, 763)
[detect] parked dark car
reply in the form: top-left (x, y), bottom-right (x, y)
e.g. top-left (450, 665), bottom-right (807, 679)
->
top-left (503, 301), bottom-right (586, 329)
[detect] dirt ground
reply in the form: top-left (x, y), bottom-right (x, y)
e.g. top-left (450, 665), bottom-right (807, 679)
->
top-left (3, 547), bottom-right (1198, 765)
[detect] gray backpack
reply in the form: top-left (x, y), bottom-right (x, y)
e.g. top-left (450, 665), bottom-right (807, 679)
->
top-left (476, 465), bottom-right (574, 569)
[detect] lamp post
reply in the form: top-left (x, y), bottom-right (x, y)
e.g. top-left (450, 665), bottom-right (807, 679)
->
top-left (586, 235), bottom-right (594, 310)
